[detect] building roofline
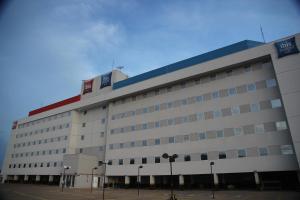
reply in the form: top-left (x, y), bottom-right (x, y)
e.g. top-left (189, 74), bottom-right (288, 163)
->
top-left (112, 40), bottom-right (264, 90)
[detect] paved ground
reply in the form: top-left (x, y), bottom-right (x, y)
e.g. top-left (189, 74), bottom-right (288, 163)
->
top-left (0, 184), bottom-right (299, 200)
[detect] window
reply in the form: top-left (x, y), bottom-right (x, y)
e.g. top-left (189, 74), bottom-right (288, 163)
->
top-left (142, 123), bottom-right (147, 129)
top-left (216, 130), bottom-right (224, 138)
top-left (247, 83), bottom-right (256, 92)
top-left (130, 141), bottom-right (135, 147)
top-left (108, 160), bottom-right (112, 165)
top-left (42, 150), bottom-right (46, 155)
top-left (255, 124), bottom-right (264, 134)
top-left (40, 163), bottom-right (43, 167)
top-left (250, 103), bottom-right (260, 112)
top-left (50, 138), bottom-right (54, 142)
top-left (100, 132), bottom-right (104, 137)
top-left (120, 143), bottom-right (124, 149)
top-left (155, 121), bottom-right (160, 128)
top-left (167, 102), bottom-right (172, 108)
top-left (155, 105), bottom-right (160, 111)
top-left (34, 163), bottom-right (37, 168)
top-left (196, 96), bottom-right (203, 102)
top-left (79, 148), bottom-right (83, 153)
top-left (182, 99), bottom-right (187, 105)
top-left (99, 146), bottom-right (103, 151)
top-left (9, 164), bottom-right (11, 168)
top-left (168, 119), bottom-right (174, 126)
top-left (197, 112), bottom-right (204, 120)
top-left (64, 136), bottom-right (68, 140)
top-left (276, 121), bottom-right (287, 131)
top-left (271, 99), bottom-right (282, 108)
top-left (212, 91), bottom-right (219, 99)
top-left (101, 118), bottom-right (106, 124)
top-left (142, 157), bottom-right (147, 164)
top-left (130, 159), bottom-right (135, 164)
top-left (119, 159), bottom-right (123, 165)
top-left (48, 150), bottom-right (52, 155)
top-left (234, 127), bottom-right (242, 136)
top-left (201, 153), bottom-right (208, 160)
top-left (219, 152), bottom-right (226, 159)
top-left (83, 110), bottom-right (87, 115)
top-left (168, 137), bottom-right (175, 143)
top-left (81, 135), bottom-right (85, 140)
top-left (142, 140), bottom-right (147, 147)
top-left (63, 148), bottom-right (66, 153)
top-left (199, 132), bottom-right (206, 140)
top-left (82, 123), bottom-right (86, 127)
top-left (29, 163), bottom-right (32, 168)
top-left (23, 164), bottom-right (26, 168)
top-left (244, 66), bottom-right (251, 72)
top-left (184, 155), bottom-right (191, 161)
top-left (155, 138), bottom-right (160, 145)
top-left (56, 149), bottom-right (59, 154)
top-left (226, 70), bottom-right (232, 76)
top-left (155, 157), bottom-right (160, 163)
top-left (183, 135), bottom-right (189, 142)
top-left (259, 147), bottom-right (268, 156)
top-left (18, 164), bottom-right (21, 168)
top-left (109, 144), bottom-right (113, 150)
top-left (280, 145), bottom-right (293, 155)
top-left (228, 88), bottom-right (237, 96)
top-left (54, 162), bottom-right (57, 167)
top-left (238, 149), bottom-right (246, 158)
top-left (143, 108), bottom-right (148, 113)
top-left (231, 106), bottom-right (240, 115)
top-left (213, 110), bottom-right (221, 118)
top-left (129, 125), bottom-right (135, 131)
top-left (266, 79), bottom-right (277, 88)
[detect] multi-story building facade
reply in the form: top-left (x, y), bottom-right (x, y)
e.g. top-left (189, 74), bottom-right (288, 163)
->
top-left (1, 33), bottom-right (300, 189)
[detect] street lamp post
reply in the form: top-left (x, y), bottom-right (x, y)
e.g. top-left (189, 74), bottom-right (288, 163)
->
top-left (98, 161), bottom-right (107, 200)
top-left (61, 165), bottom-right (71, 192)
top-left (91, 167), bottom-right (98, 192)
top-left (137, 165), bottom-right (143, 196)
top-left (162, 153), bottom-right (178, 200)
top-left (210, 161), bottom-right (215, 199)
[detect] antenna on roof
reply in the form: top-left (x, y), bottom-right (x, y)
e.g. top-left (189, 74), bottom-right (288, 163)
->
top-left (111, 59), bottom-right (115, 71)
top-left (260, 25), bottom-right (266, 43)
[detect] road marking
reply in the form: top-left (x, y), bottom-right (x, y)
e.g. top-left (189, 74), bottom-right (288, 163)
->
top-left (13, 191), bottom-right (49, 200)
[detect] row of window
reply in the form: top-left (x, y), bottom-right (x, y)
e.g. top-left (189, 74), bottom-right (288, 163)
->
top-left (112, 62), bottom-right (269, 107)
top-left (111, 78), bottom-right (277, 121)
top-left (16, 123), bottom-right (70, 139)
top-left (17, 111), bottom-right (71, 129)
top-left (106, 144), bottom-right (294, 166)
top-left (9, 161), bottom-right (63, 169)
top-left (110, 98), bottom-right (282, 135)
top-left (108, 120), bottom-right (288, 150)
top-left (80, 132), bottom-right (105, 141)
top-left (14, 135), bottom-right (68, 149)
top-left (11, 148), bottom-right (66, 159)
top-left (81, 118), bottom-right (106, 128)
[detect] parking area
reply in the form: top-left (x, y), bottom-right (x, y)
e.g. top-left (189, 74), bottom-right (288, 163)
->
top-left (0, 184), bottom-right (300, 200)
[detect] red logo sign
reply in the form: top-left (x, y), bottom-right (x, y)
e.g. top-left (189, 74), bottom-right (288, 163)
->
top-left (83, 79), bottom-right (93, 94)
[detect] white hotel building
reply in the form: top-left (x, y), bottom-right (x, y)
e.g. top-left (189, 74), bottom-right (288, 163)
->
top-left (1, 33), bottom-right (300, 189)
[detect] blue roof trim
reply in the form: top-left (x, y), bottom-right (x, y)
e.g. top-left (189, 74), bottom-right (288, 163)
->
top-left (113, 40), bottom-right (264, 90)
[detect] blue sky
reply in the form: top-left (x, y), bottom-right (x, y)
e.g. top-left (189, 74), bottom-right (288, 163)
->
top-left (0, 0), bottom-right (300, 168)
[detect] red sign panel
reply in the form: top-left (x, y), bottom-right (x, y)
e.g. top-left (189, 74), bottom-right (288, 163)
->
top-left (83, 79), bottom-right (93, 94)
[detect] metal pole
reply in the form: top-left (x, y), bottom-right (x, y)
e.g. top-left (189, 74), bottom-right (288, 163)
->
top-left (102, 164), bottom-right (106, 200)
top-left (138, 167), bottom-right (140, 196)
top-left (170, 159), bottom-right (174, 199)
top-left (61, 169), bottom-right (65, 192)
top-left (211, 165), bottom-right (214, 199)
top-left (91, 168), bottom-right (94, 192)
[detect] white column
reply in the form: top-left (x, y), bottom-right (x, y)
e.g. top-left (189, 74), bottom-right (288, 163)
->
top-left (254, 171), bottom-right (260, 185)
top-left (125, 176), bottom-right (130, 185)
top-left (179, 175), bottom-right (184, 186)
top-left (1, 175), bottom-right (7, 183)
top-left (213, 173), bottom-right (219, 186)
top-left (150, 175), bottom-right (155, 186)
top-left (24, 175), bottom-right (29, 181)
top-left (49, 175), bottom-right (53, 182)
top-left (36, 175), bottom-right (40, 182)
top-left (14, 175), bottom-right (18, 181)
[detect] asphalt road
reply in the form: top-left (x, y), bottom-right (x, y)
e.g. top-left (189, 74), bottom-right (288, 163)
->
top-left (0, 184), bottom-right (300, 200)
